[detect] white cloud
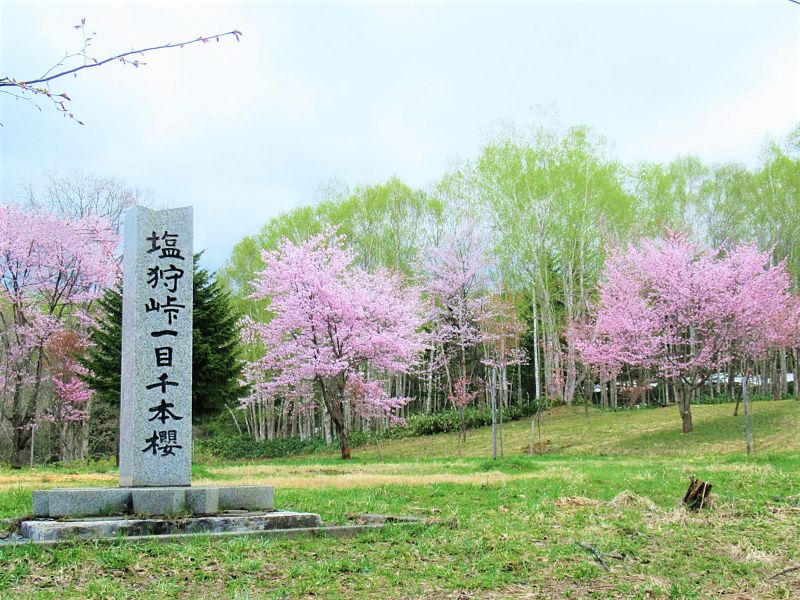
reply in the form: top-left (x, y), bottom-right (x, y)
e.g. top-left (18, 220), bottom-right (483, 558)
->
top-left (620, 35), bottom-right (800, 165)
top-left (366, 82), bottom-right (448, 186)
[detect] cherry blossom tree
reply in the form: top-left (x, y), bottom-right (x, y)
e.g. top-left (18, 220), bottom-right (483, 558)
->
top-left (448, 376), bottom-right (479, 450)
top-left (714, 245), bottom-right (800, 452)
top-left (0, 205), bottom-right (118, 467)
top-left (422, 220), bottom-right (489, 397)
top-left (245, 230), bottom-right (425, 459)
top-left (46, 330), bottom-right (94, 462)
top-left (573, 232), bottom-right (799, 434)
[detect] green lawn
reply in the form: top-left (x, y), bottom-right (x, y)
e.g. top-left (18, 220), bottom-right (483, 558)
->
top-left (1, 400), bottom-right (799, 598)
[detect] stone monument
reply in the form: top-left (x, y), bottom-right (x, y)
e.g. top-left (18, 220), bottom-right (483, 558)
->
top-left (120, 206), bottom-right (193, 487)
top-left (24, 207), bottom-right (323, 541)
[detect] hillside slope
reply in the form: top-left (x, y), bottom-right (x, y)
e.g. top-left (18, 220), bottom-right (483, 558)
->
top-left (348, 399), bottom-right (800, 461)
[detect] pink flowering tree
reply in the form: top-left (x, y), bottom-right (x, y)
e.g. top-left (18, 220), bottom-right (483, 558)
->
top-left (0, 205), bottom-right (118, 467)
top-left (46, 330), bottom-right (94, 461)
top-left (714, 245), bottom-right (800, 451)
top-left (422, 220), bottom-right (489, 397)
top-left (574, 232), bottom-right (799, 434)
top-left (448, 377), bottom-right (479, 446)
top-left (246, 231), bottom-right (425, 459)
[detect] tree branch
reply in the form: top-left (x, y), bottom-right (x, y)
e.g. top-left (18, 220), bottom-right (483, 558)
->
top-left (0, 29), bottom-right (242, 89)
top-left (0, 20), bottom-right (242, 124)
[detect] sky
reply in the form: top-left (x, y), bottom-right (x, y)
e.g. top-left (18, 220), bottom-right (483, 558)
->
top-left (1, 0), bottom-right (799, 270)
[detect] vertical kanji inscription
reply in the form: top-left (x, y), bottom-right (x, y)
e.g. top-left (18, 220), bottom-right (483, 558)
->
top-left (120, 207), bottom-right (193, 487)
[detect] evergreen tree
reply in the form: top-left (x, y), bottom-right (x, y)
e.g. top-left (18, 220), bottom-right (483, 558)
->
top-left (192, 260), bottom-right (248, 418)
top-left (81, 254), bottom-right (247, 456)
top-left (81, 284), bottom-right (123, 457)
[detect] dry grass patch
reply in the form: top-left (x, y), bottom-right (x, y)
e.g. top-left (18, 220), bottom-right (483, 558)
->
top-left (725, 542), bottom-right (782, 566)
top-left (683, 462), bottom-right (776, 475)
top-left (0, 472), bottom-right (115, 491)
top-left (608, 490), bottom-right (659, 511)
top-left (208, 460), bottom-right (473, 478)
top-left (553, 496), bottom-right (602, 509)
top-left (196, 469), bottom-right (587, 490)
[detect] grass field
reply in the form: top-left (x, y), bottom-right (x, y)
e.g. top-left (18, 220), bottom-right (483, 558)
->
top-left (1, 400), bottom-right (798, 599)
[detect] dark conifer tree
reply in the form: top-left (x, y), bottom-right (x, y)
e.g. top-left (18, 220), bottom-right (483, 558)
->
top-left (81, 284), bottom-right (123, 457)
top-left (191, 260), bottom-right (248, 418)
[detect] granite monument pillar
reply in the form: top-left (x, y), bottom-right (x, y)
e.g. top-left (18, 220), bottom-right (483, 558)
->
top-left (120, 206), bottom-right (193, 487)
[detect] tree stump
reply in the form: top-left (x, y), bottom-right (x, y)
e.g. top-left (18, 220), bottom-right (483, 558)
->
top-left (683, 477), bottom-right (712, 510)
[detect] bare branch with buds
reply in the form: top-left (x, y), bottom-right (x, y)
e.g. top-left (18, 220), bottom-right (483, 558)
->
top-left (0, 18), bottom-right (242, 125)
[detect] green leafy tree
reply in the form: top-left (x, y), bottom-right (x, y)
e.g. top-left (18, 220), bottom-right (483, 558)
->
top-left (452, 124), bottom-right (633, 404)
top-left (81, 255), bottom-right (247, 456)
top-left (219, 176), bottom-right (444, 320)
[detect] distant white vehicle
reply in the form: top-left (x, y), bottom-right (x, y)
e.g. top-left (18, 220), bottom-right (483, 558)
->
top-left (593, 373), bottom-right (794, 394)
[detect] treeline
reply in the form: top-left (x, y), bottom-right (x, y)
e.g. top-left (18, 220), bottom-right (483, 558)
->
top-left (221, 123), bottom-right (800, 442)
top-left (2, 123), bottom-right (796, 465)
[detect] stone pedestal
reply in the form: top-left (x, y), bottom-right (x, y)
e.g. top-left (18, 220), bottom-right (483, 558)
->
top-left (32, 485), bottom-right (275, 518)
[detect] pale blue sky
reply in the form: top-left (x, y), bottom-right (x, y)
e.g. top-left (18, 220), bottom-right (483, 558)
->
top-left (2, 1), bottom-right (799, 269)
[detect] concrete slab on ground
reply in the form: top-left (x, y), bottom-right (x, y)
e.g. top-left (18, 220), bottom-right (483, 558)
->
top-left (20, 510), bottom-right (323, 542)
top-left (1, 523), bottom-right (383, 547)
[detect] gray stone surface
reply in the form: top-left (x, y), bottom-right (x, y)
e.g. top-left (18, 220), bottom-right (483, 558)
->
top-left (2, 524), bottom-right (382, 547)
top-left (132, 488), bottom-right (185, 516)
top-left (31, 486), bottom-right (273, 518)
top-left (33, 488), bottom-right (131, 518)
top-left (218, 485), bottom-right (275, 511)
top-left (187, 487), bottom-right (218, 515)
top-left (32, 492), bottom-right (48, 517)
top-left (120, 206), bottom-right (193, 487)
top-left (20, 511), bottom-right (323, 542)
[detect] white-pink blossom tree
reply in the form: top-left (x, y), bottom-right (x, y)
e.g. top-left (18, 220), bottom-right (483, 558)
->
top-left (422, 220), bottom-right (489, 397)
top-left (573, 232), bottom-right (799, 434)
top-left (0, 205), bottom-right (118, 466)
top-left (246, 231), bottom-right (425, 459)
top-left (480, 297), bottom-right (528, 412)
top-left (46, 329), bottom-right (94, 461)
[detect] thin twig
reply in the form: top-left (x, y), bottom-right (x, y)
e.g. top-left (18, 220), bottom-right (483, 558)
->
top-left (0, 22), bottom-right (242, 124)
top-left (769, 564), bottom-right (800, 580)
top-left (0, 30), bottom-right (243, 88)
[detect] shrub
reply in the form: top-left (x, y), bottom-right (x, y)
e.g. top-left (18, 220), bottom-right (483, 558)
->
top-left (194, 435), bottom-right (331, 461)
top-left (194, 402), bottom-right (542, 461)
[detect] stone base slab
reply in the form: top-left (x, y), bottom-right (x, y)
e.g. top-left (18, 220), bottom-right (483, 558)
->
top-left (20, 510), bottom-right (323, 542)
top-left (33, 485), bottom-right (274, 518)
top-left (2, 524), bottom-right (381, 547)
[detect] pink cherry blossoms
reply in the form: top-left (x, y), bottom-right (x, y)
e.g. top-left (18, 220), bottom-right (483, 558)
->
top-left (422, 220), bottom-right (490, 383)
top-left (243, 230), bottom-right (425, 459)
top-left (0, 205), bottom-right (119, 466)
top-left (573, 232), bottom-right (800, 433)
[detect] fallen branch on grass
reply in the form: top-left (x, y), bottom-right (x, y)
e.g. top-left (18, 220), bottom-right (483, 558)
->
top-left (575, 541), bottom-right (609, 570)
top-left (347, 513), bottom-right (458, 528)
top-left (769, 565), bottom-right (800, 580)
